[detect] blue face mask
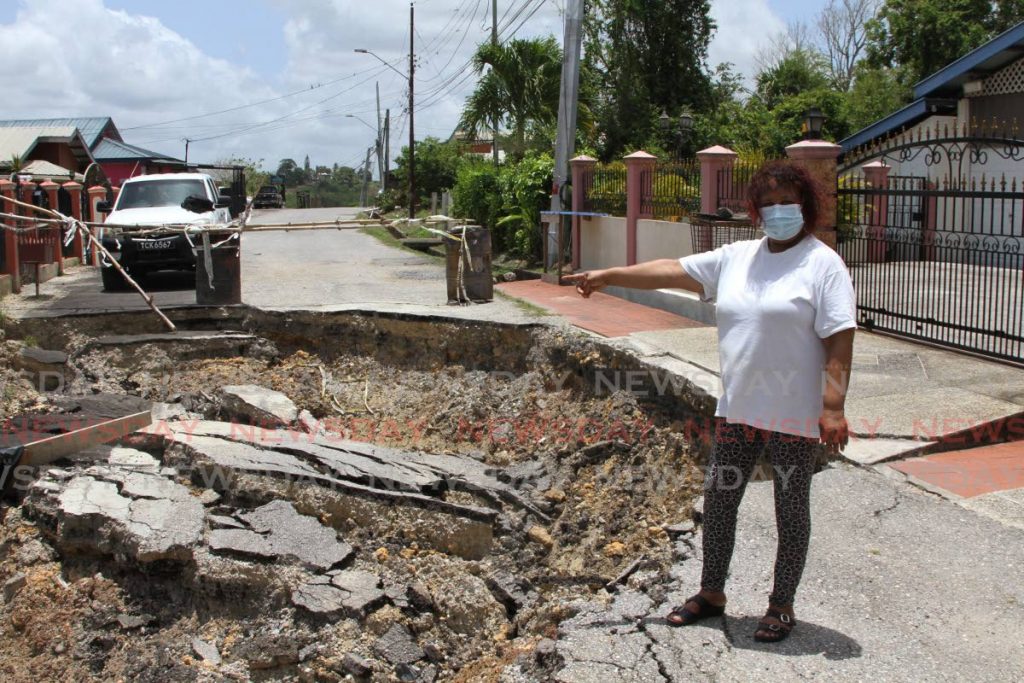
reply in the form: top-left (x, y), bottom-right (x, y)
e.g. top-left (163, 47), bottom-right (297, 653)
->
top-left (759, 203), bottom-right (804, 241)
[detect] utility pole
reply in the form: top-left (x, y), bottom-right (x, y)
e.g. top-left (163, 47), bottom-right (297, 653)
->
top-left (550, 0), bottom-right (584, 267)
top-left (375, 83), bottom-right (384, 188)
top-left (491, 0), bottom-right (499, 167)
top-left (184, 138), bottom-right (190, 164)
top-left (408, 1), bottom-right (416, 219)
top-left (383, 108), bottom-right (390, 193)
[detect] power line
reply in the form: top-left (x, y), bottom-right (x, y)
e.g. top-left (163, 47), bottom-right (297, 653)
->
top-left (122, 58), bottom-right (406, 131)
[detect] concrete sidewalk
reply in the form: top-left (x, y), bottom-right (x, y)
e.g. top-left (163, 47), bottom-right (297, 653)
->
top-left (551, 464), bottom-right (1024, 682)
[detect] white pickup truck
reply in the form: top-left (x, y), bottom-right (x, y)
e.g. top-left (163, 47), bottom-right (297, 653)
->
top-left (98, 172), bottom-right (232, 291)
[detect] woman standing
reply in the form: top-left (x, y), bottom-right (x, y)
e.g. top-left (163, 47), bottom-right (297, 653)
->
top-left (565, 161), bottom-right (856, 643)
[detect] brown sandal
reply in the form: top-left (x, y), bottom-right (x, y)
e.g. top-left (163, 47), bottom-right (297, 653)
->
top-left (666, 594), bottom-right (725, 626)
top-left (754, 607), bottom-right (794, 642)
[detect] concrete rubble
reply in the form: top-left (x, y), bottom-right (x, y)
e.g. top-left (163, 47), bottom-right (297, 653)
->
top-left (4, 306), bottom-right (1019, 683)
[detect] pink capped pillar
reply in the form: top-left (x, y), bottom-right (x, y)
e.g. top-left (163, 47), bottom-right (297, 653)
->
top-left (570, 154), bottom-right (597, 270)
top-left (624, 151), bottom-right (656, 265)
top-left (696, 145), bottom-right (738, 216)
top-left (0, 179), bottom-right (20, 292)
top-left (861, 161), bottom-right (891, 263)
top-left (786, 139), bottom-right (843, 250)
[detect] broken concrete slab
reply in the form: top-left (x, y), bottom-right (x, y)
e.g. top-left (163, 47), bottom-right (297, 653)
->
top-left (207, 500), bottom-right (353, 571)
top-left (172, 420), bottom-right (443, 492)
top-left (219, 384), bottom-right (298, 429)
top-left (161, 426), bottom-right (497, 559)
top-left (291, 570), bottom-right (386, 618)
top-left (26, 467), bottom-right (204, 564)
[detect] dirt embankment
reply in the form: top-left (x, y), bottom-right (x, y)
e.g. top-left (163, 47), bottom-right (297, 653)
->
top-left (0, 314), bottom-right (705, 682)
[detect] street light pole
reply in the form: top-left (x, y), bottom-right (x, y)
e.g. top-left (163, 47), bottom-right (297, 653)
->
top-left (355, 5), bottom-right (415, 219)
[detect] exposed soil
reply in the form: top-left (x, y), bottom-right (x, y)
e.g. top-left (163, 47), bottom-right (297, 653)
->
top-left (0, 312), bottom-right (705, 682)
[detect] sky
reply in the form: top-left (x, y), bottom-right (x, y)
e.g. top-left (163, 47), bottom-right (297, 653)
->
top-left (0, 0), bottom-right (828, 174)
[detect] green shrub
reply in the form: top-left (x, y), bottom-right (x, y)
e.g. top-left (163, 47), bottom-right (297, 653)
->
top-left (452, 162), bottom-right (504, 241)
top-left (497, 152), bottom-right (552, 260)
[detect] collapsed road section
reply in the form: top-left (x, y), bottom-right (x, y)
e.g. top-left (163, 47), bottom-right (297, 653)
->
top-left (0, 308), bottom-right (709, 682)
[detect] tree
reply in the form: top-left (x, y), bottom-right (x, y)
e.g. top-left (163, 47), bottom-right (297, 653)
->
top-left (865, 0), bottom-right (1024, 87)
top-left (303, 155), bottom-right (311, 182)
top-left (755, 48), bottom-right (831, 109)
top-left (818, 0), bottom-right (877, 91)
top-left (844, 63), bottom-right (909, 132)
top-left (212, 157), bottom-right (269, 197)
top-left (276, 158), bottom-right (305, 186)
top-left (391, 137), bottom-right (465, 205)
top-left (459, 37), bottom-right (565, 160)
top-left (584, 0), bottom-right (715, 160)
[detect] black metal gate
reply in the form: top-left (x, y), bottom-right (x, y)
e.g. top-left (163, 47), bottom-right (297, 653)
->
top-left (837, 128), bottom-right (1024, 363)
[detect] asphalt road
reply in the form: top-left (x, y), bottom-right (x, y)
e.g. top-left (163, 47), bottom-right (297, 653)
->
top-left (5, 206), bottom-right (541, 325)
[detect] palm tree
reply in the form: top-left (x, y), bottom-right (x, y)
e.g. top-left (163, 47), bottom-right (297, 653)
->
top-left (459, 37), bottom-right (565, 160)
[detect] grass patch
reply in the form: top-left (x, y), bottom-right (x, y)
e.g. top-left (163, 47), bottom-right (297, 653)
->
top-left (494, 289), bottom-right (551, 317)
top-left (360, 226), bottom-right (445, 261)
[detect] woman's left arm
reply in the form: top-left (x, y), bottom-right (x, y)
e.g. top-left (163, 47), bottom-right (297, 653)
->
top-left (820, 328), bottom-right (855, 454)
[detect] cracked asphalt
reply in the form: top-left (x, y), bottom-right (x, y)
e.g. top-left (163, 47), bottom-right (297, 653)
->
top-left (553, 463), bottom-right (1024, 682)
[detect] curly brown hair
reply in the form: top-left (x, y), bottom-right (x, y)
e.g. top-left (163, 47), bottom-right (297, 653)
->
top-left (746, 160), bottom-right (821, 233)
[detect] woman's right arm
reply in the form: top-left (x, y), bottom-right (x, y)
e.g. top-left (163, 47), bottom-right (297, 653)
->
top-left (563, 259), bottom-right (704, 298)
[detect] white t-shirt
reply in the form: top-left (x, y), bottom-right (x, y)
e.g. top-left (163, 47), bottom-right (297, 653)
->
top-left (680, 235), bottom-right (856, 438)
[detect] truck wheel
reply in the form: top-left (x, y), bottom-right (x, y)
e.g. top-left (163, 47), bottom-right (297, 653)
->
top-left (101, 265), bottom-right (130, 292)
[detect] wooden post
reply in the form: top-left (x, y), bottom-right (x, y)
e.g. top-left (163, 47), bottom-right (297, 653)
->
top-left (63, 181), bottom-right (85, 261)
top-left (39, 180), bottom-right (63, 275)
top-left (87, 186), bottom-right (107, 266)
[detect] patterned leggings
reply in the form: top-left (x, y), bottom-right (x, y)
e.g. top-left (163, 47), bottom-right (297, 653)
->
top-left (700, 421), bottom-right (816, 607)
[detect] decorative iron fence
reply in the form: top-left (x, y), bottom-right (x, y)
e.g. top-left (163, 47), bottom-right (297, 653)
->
top-left (642, 159), bottom-right (700, 220)
top-left (716, 161), bottom-right (759, 214)
top-left (838, 131), bottom-right (1024, 363)
top-left (584, 164), bottom-right (627, 216)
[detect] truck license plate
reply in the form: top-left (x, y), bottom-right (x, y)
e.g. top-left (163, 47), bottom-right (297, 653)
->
top-left (139, 239), bottom-right (174, 250)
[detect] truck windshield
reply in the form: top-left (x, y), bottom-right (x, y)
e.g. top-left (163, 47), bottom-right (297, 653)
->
top-left (117, 179), bottom-right (208, 210)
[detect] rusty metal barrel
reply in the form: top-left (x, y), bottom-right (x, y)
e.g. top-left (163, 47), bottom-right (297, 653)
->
top-left (445, 225), bottom-right (493, 303)
top-left (194, 243), bottom-right (241, 305)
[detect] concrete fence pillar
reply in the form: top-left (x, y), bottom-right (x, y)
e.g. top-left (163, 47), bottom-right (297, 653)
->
top-left (570, 154), bottom-right (597, 269)
top-left (0, 179), bottom-right (20, 292)
top-left (624, 151), bottom-right (656, 266)
top-left (786, 139), bottom-right (843, 250)
top-left (19, 181), bottom-right (36, 214)
top-left (861, 161), bottom-right (890, 263)
top-left (38, 180), bottom-right (63, 274)
top-left (63, 181), bottom-right (85, 261)
top-left (87, 186), bottom-right (107, 266)
top-left (696, 145), bottom-right (738, 215)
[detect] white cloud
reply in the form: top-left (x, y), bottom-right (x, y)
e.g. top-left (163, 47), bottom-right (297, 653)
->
top-left (0, 0), bottom-right (288, 162)
top-left (0, 0), bottom-right (786, 172)
top-left (708, 0), bottom-right (786, 89)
